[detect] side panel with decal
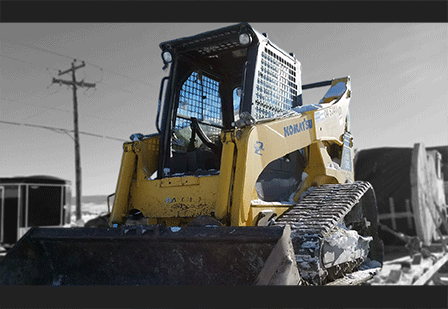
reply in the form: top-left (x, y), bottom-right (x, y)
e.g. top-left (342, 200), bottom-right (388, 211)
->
top-left (254, 141), bottom-right (265, 155)
top-left (341, 133), bottom-right (353, 172)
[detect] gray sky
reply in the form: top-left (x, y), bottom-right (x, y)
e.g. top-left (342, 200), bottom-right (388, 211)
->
top-left (1, 23), bottom-right (447, 196)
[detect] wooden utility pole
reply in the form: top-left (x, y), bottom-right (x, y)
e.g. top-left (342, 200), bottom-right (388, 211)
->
top-left (52, 60), bottom-right (95, 221)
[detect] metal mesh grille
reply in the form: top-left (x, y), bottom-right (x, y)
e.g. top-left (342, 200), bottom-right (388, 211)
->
top-left (254, 47), bottom-right (299, 119)
top-left (180, 29), bottom-right (239, 55)
top-left (197, 40), bottom-right (240, 55)
top-left (176, 71), bottom-right (222, 135)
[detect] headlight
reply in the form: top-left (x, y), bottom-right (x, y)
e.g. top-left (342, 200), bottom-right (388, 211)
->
top-left (238, 33), bottom-right (252, 46)
top-left (162, 51), bottom-right (173, 63)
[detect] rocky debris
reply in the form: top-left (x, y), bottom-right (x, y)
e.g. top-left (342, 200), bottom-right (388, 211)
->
top-left (368, 250), bottom-right (448, 285)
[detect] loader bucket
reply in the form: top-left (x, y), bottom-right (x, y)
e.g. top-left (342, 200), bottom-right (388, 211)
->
top-left (0, 225), bottom-right (300, 285)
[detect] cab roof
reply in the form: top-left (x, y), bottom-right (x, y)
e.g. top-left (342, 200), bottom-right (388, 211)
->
top-left (159, 23), bottom-right (261, 52)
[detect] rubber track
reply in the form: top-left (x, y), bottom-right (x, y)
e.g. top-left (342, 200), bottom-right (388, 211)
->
top-left (271, 181), bottom-right (373, 285)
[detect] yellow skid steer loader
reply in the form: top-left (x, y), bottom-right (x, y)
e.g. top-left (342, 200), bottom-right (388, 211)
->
top-left (0, 23), bottom-right (383, 285)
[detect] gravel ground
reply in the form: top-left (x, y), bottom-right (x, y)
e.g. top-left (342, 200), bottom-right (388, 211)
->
top-left (70, 202), bottom-right (109, 226)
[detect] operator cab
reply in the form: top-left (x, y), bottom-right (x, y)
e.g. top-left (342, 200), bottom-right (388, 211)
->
top-left (157, 23), bottom-right (302, 179)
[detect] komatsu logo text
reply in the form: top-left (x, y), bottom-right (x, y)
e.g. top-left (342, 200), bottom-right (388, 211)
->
top-left (283, 119), bottom-right (313, 137)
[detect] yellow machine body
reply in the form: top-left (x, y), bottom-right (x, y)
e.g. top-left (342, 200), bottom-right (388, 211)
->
top-left (111, 77), bottom-right (354, 227)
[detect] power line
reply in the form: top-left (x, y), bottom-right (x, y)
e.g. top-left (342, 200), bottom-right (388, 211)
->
top-left (1, 97), bottom-right (71, 114)
top-left (1, 37), bottom-right (157, 90)
top-left (1, 37), bottom-right (75, 61)
top-left (2, 54), bottom-right (138, 95)
top-left (2, 37), bottom-right (157, 126)
top-left (0, 120), bottom-right (128, 142)
top-left (1, 97), bottom-right (135, 126)
top-left (99, 81), bottom-right (133, 94)
top-left (1, 54), bottom-right (60, 71)
top-left (86, 61), bottom-right (156, 89)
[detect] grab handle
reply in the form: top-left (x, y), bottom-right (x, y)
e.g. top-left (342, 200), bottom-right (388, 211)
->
top-left (156, 76), bottom-right (169, 134)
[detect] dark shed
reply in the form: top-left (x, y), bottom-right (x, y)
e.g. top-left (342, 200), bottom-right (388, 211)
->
top-left (0, 175), bottom-right (71, 247)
